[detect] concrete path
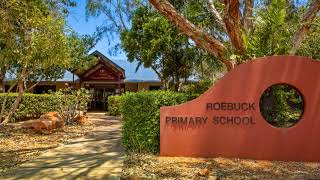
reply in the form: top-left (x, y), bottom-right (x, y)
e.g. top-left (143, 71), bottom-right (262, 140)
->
top-left (1, 112), bottom-right (124, 180)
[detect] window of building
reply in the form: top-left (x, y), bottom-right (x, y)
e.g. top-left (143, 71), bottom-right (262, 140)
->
top-left (5, 85), bottom-right (17, 92)
top-left (149, 86), bottom-right (162, 91)
top-left (34, 85), bottom-right (56, 94)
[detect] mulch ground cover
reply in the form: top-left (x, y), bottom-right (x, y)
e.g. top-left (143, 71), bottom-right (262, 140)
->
top-left (122, 153), bottom-right (320, 179)
top-left (0, 122), bottom-right (94, 174)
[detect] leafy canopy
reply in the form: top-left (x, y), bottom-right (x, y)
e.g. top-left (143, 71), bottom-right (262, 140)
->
top-left (0, 0), bottom-right (70, 80)
top-left (121, 6), bottom-right (208, 89)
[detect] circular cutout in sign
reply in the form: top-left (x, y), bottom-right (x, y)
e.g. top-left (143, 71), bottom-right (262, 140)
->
top-left (259, 84), bottom-right (304, 128)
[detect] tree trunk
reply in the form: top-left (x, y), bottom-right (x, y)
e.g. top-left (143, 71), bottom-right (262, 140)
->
top-left (242, 0), bottom-right (254, 32)
top-left (1, 67), bottom-right (27, 125)
top-left (222, 0), bottom-right (245, 54)
top-left (1, 80), bottom-right (23, 125)
top-left (0, 69), bottom-right (5, 93)
top-left (290, 0), bottom-right (320, 55)
top-left (163, 78), bottom-right (169, 90)
top-left (148, 0), bottom-right (234, 71)
top-left (174, 74), bottom-right (180, 92)
top-left (0, 79), bottom-right (4, 93)
top-left (0, 82), bottom-right (17, 123)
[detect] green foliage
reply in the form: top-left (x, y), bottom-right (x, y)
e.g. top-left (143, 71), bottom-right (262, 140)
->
top-left (67, 31), bottom-right (98, 75)
top-left (120, 91), bottom-right (189, 153)
top-left (0, 0), bottom-right (97, 123)
top-left (0, 88), bottom-right (90, 123)
top-left (54, 88), bottom-right (90, 125)
top-left (121, 6), bottom-right (214, 90)
top-left (243, 0), bottom-right (296, 60)
top-left (0, 93), bottom-right (72, 122)
top-left (86, 0), bottom-right (225, 81)
top-left (0, 0), bottom-right (71, 82)
top-left (296, 16), bottom-right (320, 60)
top-left (242, 0), bottom-right (320, 61)
top-left (260, 84), bottom-right (304, 128)
top-left (170, 0), bottom-right (225, 35)
top-left (182, 80), bottom-right (213, 98)
top-left (108, 95), bottom-right (123, 116)
top-left (0, 0), bottom-right (99, 81)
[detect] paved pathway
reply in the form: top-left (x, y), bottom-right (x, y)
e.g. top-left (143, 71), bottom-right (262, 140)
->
top-left (1, 112), bottom-right (124, 180)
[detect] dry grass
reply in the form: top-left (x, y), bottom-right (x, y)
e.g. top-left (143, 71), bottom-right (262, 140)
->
top-left (0, 123), bottom-right (94, 174)
top-left (122, 153), bottom-right (320, 179)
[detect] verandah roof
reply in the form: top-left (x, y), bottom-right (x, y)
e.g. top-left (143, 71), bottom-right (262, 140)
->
top-left (5, 51), bottom-right (161, 83)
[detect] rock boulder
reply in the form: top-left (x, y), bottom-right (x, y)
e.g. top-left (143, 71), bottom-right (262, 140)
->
top-left (23, 112), bottom-right (64, 132)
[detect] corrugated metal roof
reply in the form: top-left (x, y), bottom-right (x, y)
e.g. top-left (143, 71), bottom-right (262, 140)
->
top-left (114, 60), bottom-right (160, 83)
top-left (56, 70), bottom-right (80, 82)
top-left (5, 51), bottom-right (161, 83)
top-left (74, 58), bottom-right (160, 82)
top-left (5, 70), bottom-right (80, 82)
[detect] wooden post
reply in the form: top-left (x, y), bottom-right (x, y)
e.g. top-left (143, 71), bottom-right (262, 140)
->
top-left (118, 75), bottom-right (121, 95)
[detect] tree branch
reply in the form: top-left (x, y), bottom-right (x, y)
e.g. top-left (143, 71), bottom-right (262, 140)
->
top-left (242, 0), bottom-right (254, 32)
top-left (148, 0), bottom-right (234, 71)
top-left (116, 0), bottom-right (128, 30)
top-left (150, 65), bottom-right (163, 81)
top-left (25, 76), bottom-right (44, 92)
top-left (207, 0), bottom-right (227, 32)
top-left (101, 8), bottom-right (122, 32)
top-left (290, 0), bottom-right (320, 55)
top-left (222, 0), bottom-right (246, 54)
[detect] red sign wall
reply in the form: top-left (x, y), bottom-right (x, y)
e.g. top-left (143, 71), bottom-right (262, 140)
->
top-left (160, 56), bottom-right (320, 162)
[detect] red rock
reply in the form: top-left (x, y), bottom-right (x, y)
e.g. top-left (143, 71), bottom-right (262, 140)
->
top-left (40, 112), bottom-right (64, 129)
top-left (74, 115), bottom-right (88, 125)
top-left (198, 168), bottom-right (209, 177)
top-left (22, 119), bottom-right (52, 130)
top-left (22, 112), bottom-right (64, 132)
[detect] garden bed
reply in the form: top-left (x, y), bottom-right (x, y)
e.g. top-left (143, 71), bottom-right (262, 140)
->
top-left (0, 123), bottom-right (94, 174)
top-left (122, 153), bottom-right (320, 179)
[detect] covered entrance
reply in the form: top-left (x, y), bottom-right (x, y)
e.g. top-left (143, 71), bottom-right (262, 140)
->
top-left (84, 83), bottom-right (124, 111)
top-left (79, 51), bottom-right (125, 111)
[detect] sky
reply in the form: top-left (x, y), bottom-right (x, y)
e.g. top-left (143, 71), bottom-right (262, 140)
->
top-left (66, 1), bottom-right (160, 81)
top-left (67, 0), bottom-right (127, 61)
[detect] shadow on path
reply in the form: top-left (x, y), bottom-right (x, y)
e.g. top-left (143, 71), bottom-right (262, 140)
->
top-left (1, 112), bottom-right (124, 180)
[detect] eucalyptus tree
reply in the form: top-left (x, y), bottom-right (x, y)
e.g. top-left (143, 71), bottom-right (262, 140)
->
top-left (121, 7), bottom-right (200, 90)
top-left (0, 0), bottom-right (77, 93)
top-left (86, 0), bottom-right (320, 81)
top-left (148, 0), bottom-right (320, 70)
top-left (0, 0), bottom-right (71, 125)
top-left (86, 0), bottom-right (226, 83)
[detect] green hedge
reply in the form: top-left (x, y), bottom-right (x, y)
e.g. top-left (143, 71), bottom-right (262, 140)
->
top-left (108, 95), bottom-right (123, 116)
top-left (0, 93), bottom-right (76, 121)
top-left (120, 90), bottom-right (189, 153)
top-left (182, 79), bottom-right (212, 98)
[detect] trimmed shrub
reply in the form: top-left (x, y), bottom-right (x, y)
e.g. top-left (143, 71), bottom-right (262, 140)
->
top-left (120, 90), bottom-right (189, 153)
top-left (0, 93), bottom-right (76, 122)
top-left (108, 95), bottom-right (123, 116)
top-left (182, 79), bottom-right (212, 98)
